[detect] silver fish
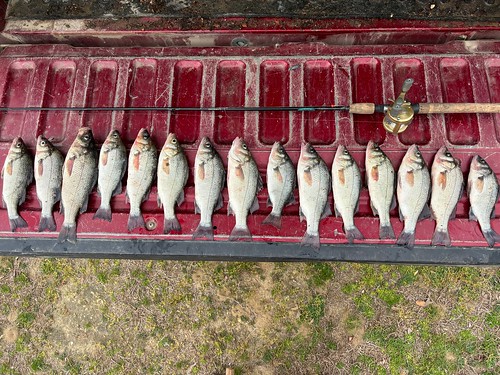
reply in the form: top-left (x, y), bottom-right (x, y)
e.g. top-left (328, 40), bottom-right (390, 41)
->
top-left (1, 137), bottom-right (33, 231)
top-left (297, 142), bottom-right (331, 248)
top-left (58, 128), bottom-right (98, 243)
top-left (332, 145), bottom-right (364, 243)
top-left (468, 155), bottom-right (500, 247)
top-left (126, 128), bottom-right (157, 231)
top-left (365, 140), bottom-right (396, 239)
top-left (396, 145), bottom-right (431, 249)
top-left (94, 129), bottom-right (127, 222)
top-left (227, 137), bottom-right (262, 241)
top-left (430, 146), bottom-right (463, 246)
top-left (263, 142), bottom-right (296, 229)
top-left (193, 137), bottom-right (224, 240)
top-left (157, 133), bottom-right (189, 234)
top-left (34, 136), bottom-right (63, 232)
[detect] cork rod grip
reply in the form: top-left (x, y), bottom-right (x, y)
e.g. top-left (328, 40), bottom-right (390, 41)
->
top-left (418, 103), bottom-right (500, 114)
top-left (349, 103), bottom-right (375, 114)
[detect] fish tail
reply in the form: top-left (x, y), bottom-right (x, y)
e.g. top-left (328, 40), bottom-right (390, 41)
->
top-left (431, 229), bottom-right (451, 247)
top-left (262, 212), bottom-right (282, 229)
top-left (164, 217), bottom-right (181, 234)
top-left (482, 229), bottom-right (500, 248)
top-left (379, 224), bottom-right (395, 240)
top-left (128, 214), bottom-right (145, 231)
top-left (38, 215), bottom-right (56, 232)
top-left (9, 216), bottom-right (28, 232)
top-left (301, 231), bottom-right (320, 249)
top-left (192, 224), bottom-right (214, 240)
top-left (58, 224), bottom-right (77, 244)
top-left (346, 226), bottom-right (364, 244)
top-left (229, 226), bottom-right (252, 241)
top-left (93, 206), bottom-right (112, 222)
top-left (396, 230), bottom-right (415, 249)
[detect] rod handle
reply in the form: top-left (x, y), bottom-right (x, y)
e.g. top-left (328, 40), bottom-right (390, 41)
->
top-left (418, 103), bottom-right (500, 114)
top-left (349, 103), bottom-right (375, 114)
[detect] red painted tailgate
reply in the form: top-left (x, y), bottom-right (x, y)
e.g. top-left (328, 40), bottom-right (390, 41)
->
top-left (0, 42), bottom-right (499, 254)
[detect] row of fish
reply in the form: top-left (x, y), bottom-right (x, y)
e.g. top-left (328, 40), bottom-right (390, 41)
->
top-left (1, 129), bottom-right (499, 249)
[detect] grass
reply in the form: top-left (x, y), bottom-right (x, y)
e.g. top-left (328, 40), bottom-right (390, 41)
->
top-left (0, 258), bottom-right (498, 374)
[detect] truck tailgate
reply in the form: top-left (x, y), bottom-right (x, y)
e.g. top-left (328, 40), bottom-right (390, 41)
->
top-left (0, 40), bottom-right (499, 264)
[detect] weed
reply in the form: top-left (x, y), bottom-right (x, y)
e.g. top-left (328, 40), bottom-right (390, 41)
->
top-left (376, 288), bottom-right (403, 307)
top-left (354, 294), bottom-right (375, 319)
top-left (485, 304), bottom-right (499, 327)
top-left (17, 312), bottom-right (35, 328)
top-left (30, 355), bottom-right (46, 372)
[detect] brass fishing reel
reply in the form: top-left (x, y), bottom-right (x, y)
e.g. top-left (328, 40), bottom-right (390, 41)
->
top-left (383, 78), bottom-right (415, 134)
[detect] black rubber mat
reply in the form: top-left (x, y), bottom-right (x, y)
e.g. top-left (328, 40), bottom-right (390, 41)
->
top-left (6, 0), bottom-right (500, 21)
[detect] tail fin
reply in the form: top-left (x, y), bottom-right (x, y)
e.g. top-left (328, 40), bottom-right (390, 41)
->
top-left (301, 231), bottom-right (320, 249)
top-left (396, 230), bottom-right (415, 249)
top-left (229, 226), bottom-right (252, 241)
top-left (262, 212), bottom-right (282, 229)
top-left (9, 216), bottom-right (28, 232)
top-left (346, 226), bottom-right (364, 244)
top-left (192, 224), bottom-right (214, 240)
top-left (38, 215), bottom-right (56, 232)
top-left (58, 224), bottom-right (77, 244)
top-left (164, 217), bottom-right (181, 234)
top-left (93, 206), bottom-right (112, 222)
top-left (379, 224), bottom-right (395, 240)
top-left (431, 229), bottom-right (451, 247)
top-left (128, 214), bottom-right (145, 231)
top-left (483, 229), bottom-right (500, 248)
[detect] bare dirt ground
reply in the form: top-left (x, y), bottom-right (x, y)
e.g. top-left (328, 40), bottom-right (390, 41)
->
top-left (0, 257), bottom-right (498, 374)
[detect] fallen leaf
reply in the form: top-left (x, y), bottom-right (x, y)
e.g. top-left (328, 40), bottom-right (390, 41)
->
top-left (416, 299), bottom-right (429, 307)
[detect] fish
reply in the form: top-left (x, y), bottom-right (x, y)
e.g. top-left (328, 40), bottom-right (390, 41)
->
top-left (263, 142), bottom-right (296, 229)
top-left (468, 155), bottom-right (500, 247)
top-left (365, 140), bottom-right (396, 239)
top-left (157, 133), bottom-right (188, 234)
top-left (34, 136), bottom-right (64, 232)
top-left (430, 146), bottom-right (463, 246)
top-left (126, 128), bottom-right (157, 231)
top-left (297, 142), bottom-right (331, 248)
top-left (1, 137), bottom-right (33, 231)
top-left (93, 129), bottom-right (127, 222)
top-left (332, 145), bottom-right (364, 243)
top-left (193, 137), bottom-right (225, 240)
top-left (227, 137), bottom-right (262, 241)
top-left (396, 144), bottom-right (431, 249)
top-left (58, 128), bottom-right (98, 243)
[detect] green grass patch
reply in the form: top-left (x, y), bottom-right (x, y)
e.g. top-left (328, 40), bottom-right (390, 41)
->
top-left (485, 304), bottom-right (499, 327)
top-left (354, 294), bottom-right (375, 319)
top-left (300, 295), bottom-right (325, 324)
top-left (17, 312), bottom-right (35, 328)
top-left (376, 288), bottom-right (403, 307)
top-left (307, 263), bottom-right (334, 287)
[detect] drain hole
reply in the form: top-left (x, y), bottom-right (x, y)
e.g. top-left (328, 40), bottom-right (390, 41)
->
top-left (231, 38), bottom-right (249, 47)
top-left (145, 218), bottom-right (157, 231)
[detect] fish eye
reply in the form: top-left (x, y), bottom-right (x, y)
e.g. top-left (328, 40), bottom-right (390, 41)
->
top-left (16, 142), bottom-right (22, 148)
top-left (416, 151), bottom-right (421, 157)
top-left (143, 133), bottom-right (149, 140)
top-left (242, 144), bottom-right (247, 150)
top-left (343, 149), bottom-right (348, 155)
top-left (172, 138), bottom-right (177, 144)
top-left (112, 132), bottom-right (118, 138)
top-left (205, 142), bottom-right (211, 148)
top-left (40, 140), bottom-right (46, 146)
top-left (445, 152), bottom-right (451, 157)
top-left (479, 158), bottom-right (485, 164)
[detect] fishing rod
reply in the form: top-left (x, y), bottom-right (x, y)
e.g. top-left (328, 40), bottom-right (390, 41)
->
top-left (0, 79), bottom-right (499, 134)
